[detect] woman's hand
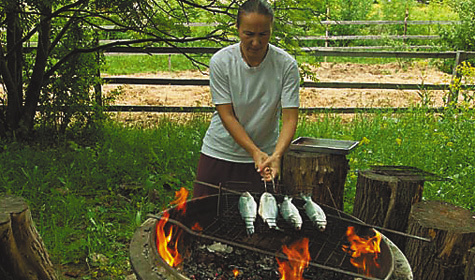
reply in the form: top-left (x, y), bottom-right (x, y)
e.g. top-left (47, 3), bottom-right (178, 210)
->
top-left (257, 154), bottom-right (281, 181)
top-left (253, 150), bottom-right (269, 172)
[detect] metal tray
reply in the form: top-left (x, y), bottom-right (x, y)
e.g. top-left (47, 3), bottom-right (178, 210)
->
top-left (289, 137), bottom-right (359, 155)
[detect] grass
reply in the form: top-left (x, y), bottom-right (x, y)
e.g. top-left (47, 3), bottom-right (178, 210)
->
top-left (103, 54), bottom-right (212, 75)
top-left (1, 105), bottom-right (474, 279)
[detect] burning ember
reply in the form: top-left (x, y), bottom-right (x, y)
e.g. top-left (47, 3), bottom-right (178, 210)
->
top-left (277, 238), bottom-right (311, 280)
top-left (342, 226), bottom-right (382, 276)
top-left (156, 187), bottom-right (194, 267)
top-left (192, 222), bottom-right (203, 231)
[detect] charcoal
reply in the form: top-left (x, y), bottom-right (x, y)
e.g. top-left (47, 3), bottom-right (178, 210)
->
top-left (178, 239), bottom-right (353, 280)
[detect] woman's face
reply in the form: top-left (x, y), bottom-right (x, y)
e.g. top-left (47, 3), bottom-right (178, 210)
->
top-left (237, 12), bottom-right (272, 65)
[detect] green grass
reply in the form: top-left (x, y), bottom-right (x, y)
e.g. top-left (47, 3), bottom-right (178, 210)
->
top-left (103, 54), bottom-right (211, 75)
top-left (1, 106), bottom-right (474, 279)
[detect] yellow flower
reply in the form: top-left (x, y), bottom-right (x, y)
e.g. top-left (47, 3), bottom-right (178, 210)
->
top-left (396, 138), bottom-right (402, 146)
top-left (359, 137), bottom-right (370, 145)
top-left (447, 142), bottom-right (453, 147)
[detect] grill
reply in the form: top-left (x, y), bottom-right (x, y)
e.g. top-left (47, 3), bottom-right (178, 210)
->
top-left (130, 188), bottom-right (401, 280)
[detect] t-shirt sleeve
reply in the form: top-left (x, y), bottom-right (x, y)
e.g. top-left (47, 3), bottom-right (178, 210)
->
top-left (281, 59), bottom-right (300, 108)
top-left (209, 55), bottom-right (232, 105)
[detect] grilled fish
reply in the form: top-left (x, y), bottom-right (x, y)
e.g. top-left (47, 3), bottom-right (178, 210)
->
top-left (238, 191), bottom-right (257, 235)
top-left (302, 194), bottom-right (327, 231)
top-left (258, 192), bottom-right (279, 229)
top-left (279, 196), bottom-right (302, 230)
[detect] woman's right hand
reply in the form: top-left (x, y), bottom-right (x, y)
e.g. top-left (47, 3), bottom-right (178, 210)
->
top-left (252, 150), bottom-right (269, 174)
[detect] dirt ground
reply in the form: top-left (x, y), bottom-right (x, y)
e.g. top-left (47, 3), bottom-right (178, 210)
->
top-left (103, 62), bottom-right (453, 111)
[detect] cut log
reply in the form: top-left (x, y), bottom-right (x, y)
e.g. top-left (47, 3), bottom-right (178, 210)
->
top-left (404, 200), bottom-right (475, 280)
top-left (465, 247), bottom-right (475, 280)
top-left (281, 150), bottom-right (349, 210)
top-left (0, 195), bottom-right (57, 280)
top-left (352, 167), bottom-right (424, 250)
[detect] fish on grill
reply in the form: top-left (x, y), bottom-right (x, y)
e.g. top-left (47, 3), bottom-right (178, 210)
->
top-left (238, 191), bottom-right (257, 235)
top-left (258, 192), bottom-right (279, 229)
top-left (301, 194), bottom-right (327, 231)
top-left (279, 196), bottom-right (302, 230)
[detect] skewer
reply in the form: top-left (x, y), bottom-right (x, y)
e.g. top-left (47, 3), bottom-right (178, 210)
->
top-left (194, 180), bottom-right (431, 242)
top-left (326, 214), bottom-right (431, 242)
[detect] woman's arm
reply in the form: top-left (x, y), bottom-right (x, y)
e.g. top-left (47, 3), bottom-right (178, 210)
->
top-left (216, 104), bottom-right (270, 168)
top-left (258, 107), bottom-right (298, 180)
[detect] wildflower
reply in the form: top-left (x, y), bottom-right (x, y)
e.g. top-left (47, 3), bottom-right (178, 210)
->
top-left (396, 138), bottom-right (402, 146)
top-left (447, 142), bottom-right (453, 147)
top-left (359, 137), bottom-right (370, 145)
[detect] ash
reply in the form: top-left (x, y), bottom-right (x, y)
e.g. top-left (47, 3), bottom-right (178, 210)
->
top-left (178, 240), bottom-right (352, 280)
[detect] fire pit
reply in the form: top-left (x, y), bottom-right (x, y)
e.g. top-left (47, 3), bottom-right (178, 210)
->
top-left (130, 192), bottom-right (411, 280)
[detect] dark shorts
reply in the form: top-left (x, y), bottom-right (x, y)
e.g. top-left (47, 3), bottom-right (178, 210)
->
top-left (193, 153), bottom-right (265, 198)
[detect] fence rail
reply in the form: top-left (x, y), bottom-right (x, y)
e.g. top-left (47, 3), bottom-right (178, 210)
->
top-left (102, 77), bottom-right (475, 91)
top-left (104, 105), bottom-right (447, 114)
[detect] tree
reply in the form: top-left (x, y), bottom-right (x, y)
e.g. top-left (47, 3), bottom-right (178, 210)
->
top-left (0, 0), bottom-right (322, 139)
top-left (440, 0), bottom-right (475, 51)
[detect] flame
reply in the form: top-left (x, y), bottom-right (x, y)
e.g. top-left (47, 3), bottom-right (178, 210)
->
top-left (342, 226), bottom-right (382, 276)
top-left (277, 238), bottom-right (310, 280)
top-left (170, 187), bottom-right (189, 214)
top-left (156, 211), bottom-right (183, 267)
top-left (233, 268), bottom-right (240, 277)
top-left (155, 187), bottom-right (190, 267)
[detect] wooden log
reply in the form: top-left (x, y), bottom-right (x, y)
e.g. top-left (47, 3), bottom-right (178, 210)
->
top-left (464, 247), bottom-right (475, 280)
top-left (0, 196), bottom-right (57, 280)
top-left (404, 201), bottom-right (475, 280)
top-left (352, 168), bottom-right (424, 250)
top-left (281, 150), bottom-right (349, 210)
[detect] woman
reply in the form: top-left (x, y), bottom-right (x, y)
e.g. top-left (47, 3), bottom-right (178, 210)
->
top-left (193, 0), bottom-right (300, 197)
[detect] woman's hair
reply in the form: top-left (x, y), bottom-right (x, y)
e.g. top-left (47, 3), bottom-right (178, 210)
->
top-left (237, 0), bottom-right (274, 28)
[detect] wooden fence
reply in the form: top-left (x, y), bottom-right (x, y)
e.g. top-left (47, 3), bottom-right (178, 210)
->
top-left (101, 48), bottom-right (475, 113)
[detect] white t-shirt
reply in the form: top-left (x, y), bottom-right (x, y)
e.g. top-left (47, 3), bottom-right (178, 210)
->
top-left (201, 43), bottom-right (300, 163)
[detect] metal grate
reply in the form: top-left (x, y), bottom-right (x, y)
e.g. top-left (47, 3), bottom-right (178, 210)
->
top-left (202, 190), bottom-right (359, 272)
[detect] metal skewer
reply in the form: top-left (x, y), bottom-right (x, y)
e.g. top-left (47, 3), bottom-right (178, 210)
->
top-left (194, 180), bottom-right (431, 242)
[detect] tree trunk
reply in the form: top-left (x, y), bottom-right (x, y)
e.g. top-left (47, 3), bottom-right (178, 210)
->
top-left (0, 196), bottom-right (57, 280)
top-left (465, 247), bottom-right (475, 280)
top-left (404, 200), bottom-right (475, 280)
top-left (6, 10), bottom-right (24, 131)
top-left (352, 168), bottom-right (424, 250)
top-left (281, 150), bottom-right (349, 210)
top-left (21, 5), bottom-right (52, 134)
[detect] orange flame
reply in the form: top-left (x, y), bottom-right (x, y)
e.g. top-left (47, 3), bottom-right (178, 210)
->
top-left (170, 187), bottom-right (189, 214)
top-left (156, 211), bottom-right (183, 267)
top-left (233, 268), bottom-right (240, 277)
top-left (155, 187), bottom-right (190, 267)
top-left (277, 238), bottom-right (310, 280)
top-left (342, 226), bottom-right (382, 276)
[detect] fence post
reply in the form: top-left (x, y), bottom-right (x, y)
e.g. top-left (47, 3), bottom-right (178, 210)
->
top-left (448, 50), bottom-right (467, 105)
top-left (403, 8), bottom-right (409, 45)
top-left (94, 36), bottom-right (102, 106)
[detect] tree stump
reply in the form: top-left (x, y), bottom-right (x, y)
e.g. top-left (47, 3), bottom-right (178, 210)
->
top-left (465, 247), bottom-right (475, 280)
top-left (281, 150), bottom-right (349, 210)
top-left (0, 196), bottom-right (57, 280)
top-left (352, 167), bottom-right (425, 250)
top-left (404, 200), bottom-right (475, 280)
